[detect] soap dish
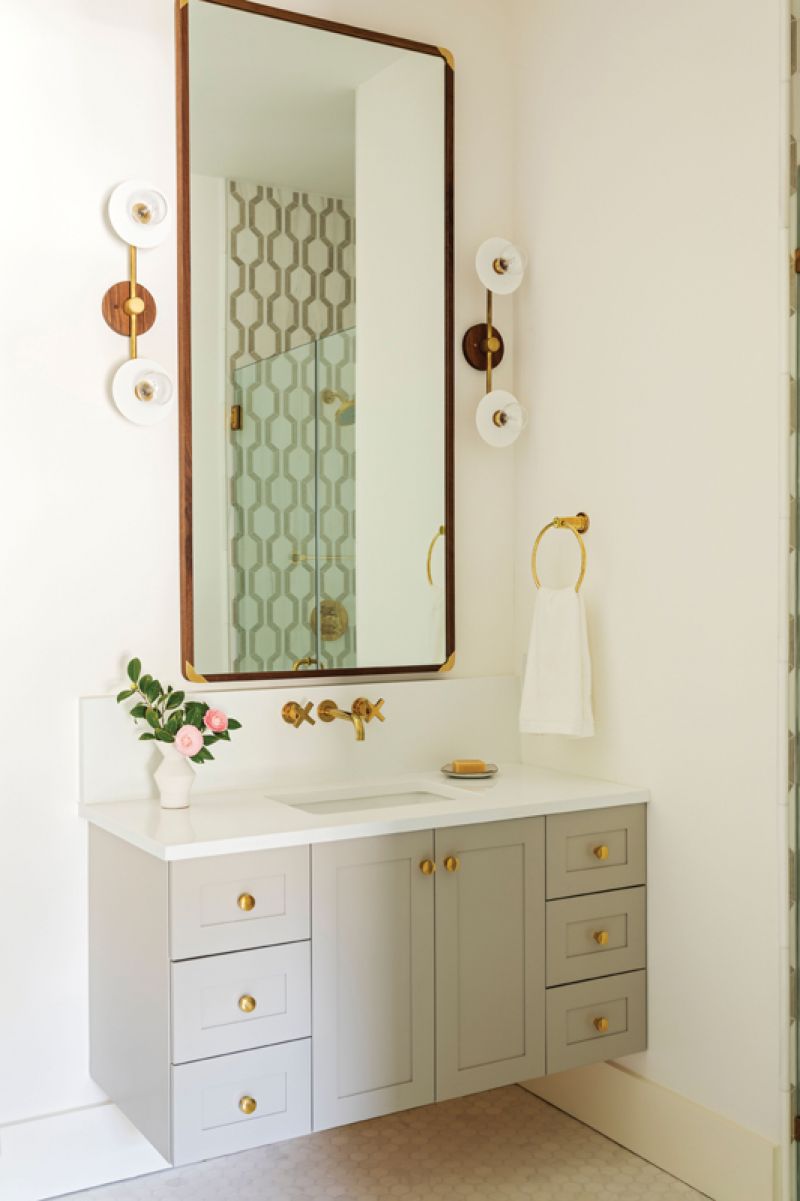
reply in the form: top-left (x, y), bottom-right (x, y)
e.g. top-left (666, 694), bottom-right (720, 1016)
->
top-left (440, 763), bottom-right (499, 781)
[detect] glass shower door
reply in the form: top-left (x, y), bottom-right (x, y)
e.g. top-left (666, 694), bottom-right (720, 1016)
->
top-left (228, 328), bottom-right (356, 673)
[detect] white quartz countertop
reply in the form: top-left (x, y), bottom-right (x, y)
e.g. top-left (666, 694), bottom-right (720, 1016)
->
top-left (79, 763), bottom-right (648, 861)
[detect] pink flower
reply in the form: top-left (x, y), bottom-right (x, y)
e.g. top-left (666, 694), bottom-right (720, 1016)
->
top-left (204, 708), bottom-right (229, 734)
top-left (175, 725), bottom-right (203, 757)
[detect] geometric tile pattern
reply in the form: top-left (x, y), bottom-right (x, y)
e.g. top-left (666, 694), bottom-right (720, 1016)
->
top-left (57, 1086), bottom-right (708, 1201)
top-left (783, 0), bottom-right (797, 1124)
top-left (230, 331), bottom-right (356, 672)
top-left (227, 181), bottom-right (356, 673)
top-left (228, 181), bottom-right (355, 373)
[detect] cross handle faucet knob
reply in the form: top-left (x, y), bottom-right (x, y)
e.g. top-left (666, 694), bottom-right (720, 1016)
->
top-left (281, 700), bottom-right (316, 729)
top-left (352, 697), bottom-right (386, 723)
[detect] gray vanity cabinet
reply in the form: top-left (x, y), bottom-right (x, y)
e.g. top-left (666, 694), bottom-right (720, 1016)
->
top-left (311, 831), bottom-right (436, 1131)
top-left (88, 803), bottom-right (647, 1166)
top-left (434, 819), bottom-right (546, 1100)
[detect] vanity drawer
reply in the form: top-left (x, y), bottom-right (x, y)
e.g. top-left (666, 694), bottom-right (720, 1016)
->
top-left (545, 805), bottom-right (646, 899)
top-left (171, 1039), bottom-right (311, 1165)
top-left (546, 970), bottom-right (646, 1074)
top-left (170, 847), bottom-right (310, 960)
top-left (171, 942), bottom-right (311, 1064)
top-left (546, 887), bottom-right (646, 986)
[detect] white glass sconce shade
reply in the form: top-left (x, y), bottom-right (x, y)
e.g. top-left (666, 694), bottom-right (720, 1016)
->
top-left (475, 237), bottom-right (527, 295)
top-left (476, 390), bottom-right (526, 447)
top-left (108, 180), bottom-right (170, 248)
top-left (112, 358), bottom-right (174, 425)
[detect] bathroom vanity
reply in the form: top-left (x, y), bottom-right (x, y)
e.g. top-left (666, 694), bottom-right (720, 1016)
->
top-left (83, 767), bottom-right (647, 1166)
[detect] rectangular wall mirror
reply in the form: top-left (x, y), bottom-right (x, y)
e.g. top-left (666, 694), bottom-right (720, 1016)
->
top-left (177, 0), bottom-right (454, 681)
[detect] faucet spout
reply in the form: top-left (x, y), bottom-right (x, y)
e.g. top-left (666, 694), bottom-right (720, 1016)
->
top-left (317, 700), bottom-right (366, 741)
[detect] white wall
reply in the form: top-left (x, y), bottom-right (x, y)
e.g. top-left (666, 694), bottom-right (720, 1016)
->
top-left (355, 54), bottom-right (446, 666)
top-left (0, 0), bottom-right (515, 1153)
top-left (190, 172), bottom-right (230, 670)
top-left (510, 0), bottom-right (786, 1146)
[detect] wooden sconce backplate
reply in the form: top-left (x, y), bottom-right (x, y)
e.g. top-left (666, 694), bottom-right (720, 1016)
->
top-left (462, 322), bottom-right (505, 371)
top-left (102, 281), bottom-right (157, 337)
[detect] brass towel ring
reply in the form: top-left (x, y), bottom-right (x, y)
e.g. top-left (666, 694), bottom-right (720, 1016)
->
top-left (427, 525), bottom-right (446, 586)
top-left (531, 513), bottom-right (590, 593)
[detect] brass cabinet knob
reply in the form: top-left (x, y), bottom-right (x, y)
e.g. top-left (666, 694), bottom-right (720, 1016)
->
top-left (282, 700), bottom-right (316, 728)
top-left (593, 930), bottom-right (609, 946)
top-left (238, 994), bottom-right (257, 1013)
top-left (237, 892), bottom-right (256, 912)
top-left (239, 1096), bottom-right (258, 1115)
top-left (420, 858), bottom-right (436, 876)
top-left (352, 697), bottom-right (386, 723)
top-left (593, 844), bottom-right (610, 860)
top-left (444, 855), bottom-right (461, 873)
top-left (593, 1017), bottom-right (610, 1033)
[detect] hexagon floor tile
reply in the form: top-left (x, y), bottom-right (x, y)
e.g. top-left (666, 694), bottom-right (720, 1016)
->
top-left (57, 1086), bottom-right (708, 1201)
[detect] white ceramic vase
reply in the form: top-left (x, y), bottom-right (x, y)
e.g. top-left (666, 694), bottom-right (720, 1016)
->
top-left (154, 742), bottom-right (195, 809)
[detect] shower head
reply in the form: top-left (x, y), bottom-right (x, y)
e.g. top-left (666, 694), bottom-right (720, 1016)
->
top-left (322, 388), bottom-right (356, 426)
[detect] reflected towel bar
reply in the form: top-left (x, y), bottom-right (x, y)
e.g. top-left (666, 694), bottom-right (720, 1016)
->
top-left (427, 525), bottom-right (446, 586)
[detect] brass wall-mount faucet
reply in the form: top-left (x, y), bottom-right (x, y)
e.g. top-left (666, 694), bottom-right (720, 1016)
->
top-left (318, 697), bottom-right (385, 742)
top-left (281, 697), bottom-right (385, 742)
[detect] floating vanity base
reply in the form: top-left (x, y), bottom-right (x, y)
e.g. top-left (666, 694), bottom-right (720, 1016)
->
top-left (86, 771), bottom-right (647, 1167)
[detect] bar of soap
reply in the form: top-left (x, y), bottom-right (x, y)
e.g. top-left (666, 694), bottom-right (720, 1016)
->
top-left (451, 759), bottom-right (487, 774)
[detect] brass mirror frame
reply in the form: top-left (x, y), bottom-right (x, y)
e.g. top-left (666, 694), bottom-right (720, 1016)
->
top-left (175, 0), bottom-right (455, 683)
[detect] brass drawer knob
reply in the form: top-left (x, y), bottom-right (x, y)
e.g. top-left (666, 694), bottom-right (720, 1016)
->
top-left (420, 858), bottom-right (436, 876)
top-left (593, 1016), bottom-right (610, 1033)
top-left (444, 855), bottom-right (461, 873)
top-left (238, 994), bottom-right (257, 1013)
top-left (237, 892), bottom-right (256, 912)
top-left (593, 844), bottom-right (610, 861)
top-left (593, 930), bottom-right (610, 946)
top-left (239, 1096), bottom-right (257, 1115)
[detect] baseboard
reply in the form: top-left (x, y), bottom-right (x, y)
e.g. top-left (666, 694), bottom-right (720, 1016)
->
top-left (522, 1063), bottom-right (782, 1201)
top-left (0, 1102), bottom-right (167, 1201)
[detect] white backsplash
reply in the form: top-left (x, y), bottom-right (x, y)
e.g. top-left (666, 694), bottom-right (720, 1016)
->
top-left (79, 675), bottom-right (520, 805)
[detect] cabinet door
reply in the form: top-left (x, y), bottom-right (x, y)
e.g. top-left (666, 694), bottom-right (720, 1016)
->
top-left (312, 831), bottom-right (435, 1130)
top-left (435, 818), bottom-right (545, 1100)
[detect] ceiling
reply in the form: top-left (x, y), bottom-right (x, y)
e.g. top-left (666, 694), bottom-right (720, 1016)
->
top-left (188, 0), bottom-right (410, 198)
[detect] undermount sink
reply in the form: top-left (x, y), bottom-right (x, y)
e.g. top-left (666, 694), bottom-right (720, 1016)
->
top-left (270, 781), bottom-right (461, 816)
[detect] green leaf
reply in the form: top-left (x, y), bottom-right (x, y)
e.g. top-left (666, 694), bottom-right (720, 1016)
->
top-left (146, 708), bottom-right (161, 729)
top-left (227, 718), bottom-right (242, 730)
top-left (166, 713), bottom-right (182, 735)
top-left (203, 733), bottom-right (219, 746)
top-left (165, 691), bottom-right (185, 710)
top-left (184, 701), bottom-right (206, 729)
top-left (139, 732), bottom-right (155, 741)
top-left (216, 730), bottom-right (230, 741)
top-left (145, 681), bottom-right (161, 705)
top-left (154, 729), bottom-right (174, 743)
top-left (139, 674), bottom-right (153, 694)
top-left (130, 703), bottom-right (147, 719)
top-left (127, 658), bottom-right (141, 684)
top-left (116, 688), bottom-right (135, 703)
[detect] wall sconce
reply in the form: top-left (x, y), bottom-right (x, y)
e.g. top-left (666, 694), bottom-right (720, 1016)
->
top-left (463, 236), bottom-right (527, 447)
top-left (102, 180), bottom-right (174, 425)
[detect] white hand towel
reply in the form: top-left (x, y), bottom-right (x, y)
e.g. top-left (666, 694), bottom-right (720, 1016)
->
top-left (519, 586), bottom-right (594, 737)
